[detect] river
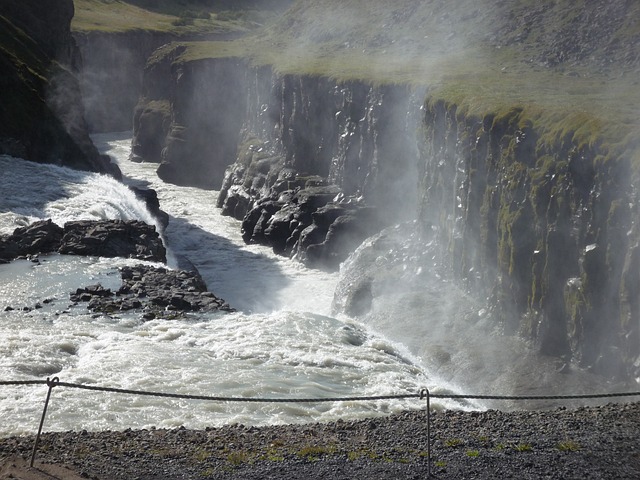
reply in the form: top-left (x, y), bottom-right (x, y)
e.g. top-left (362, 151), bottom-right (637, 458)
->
top-left (0, 133), bottom-right (474, 436)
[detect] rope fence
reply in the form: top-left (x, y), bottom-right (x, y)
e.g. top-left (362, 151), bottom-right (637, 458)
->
top-left (2, 377), bottom-right (640, 475)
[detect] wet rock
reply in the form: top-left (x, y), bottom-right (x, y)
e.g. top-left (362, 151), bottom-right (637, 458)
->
top-left (71, 264), bottom-right (234, 318)
top-left (0, 219), bottom-right (166, 263)
top-left (129, 186), bottom-right (170, 229)
top-left (234, 174), bottom-right (384, 271)
top-left (59, 220), bottom-right (166, 262)
top-left (0, 220), bottom-right (63, 260)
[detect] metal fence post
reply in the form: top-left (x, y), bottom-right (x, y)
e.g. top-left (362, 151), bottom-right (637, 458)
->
top-left (420, 388), bottom-right (431, 478)
top-left (30, 376), bottom-right (59, 468)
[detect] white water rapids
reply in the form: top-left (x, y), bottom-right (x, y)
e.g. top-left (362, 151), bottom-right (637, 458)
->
top-left (0, 133), bottom-right (475, 436)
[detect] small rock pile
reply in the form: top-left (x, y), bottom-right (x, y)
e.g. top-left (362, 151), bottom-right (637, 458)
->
top-left (70, 264), bottom-right (234, 318)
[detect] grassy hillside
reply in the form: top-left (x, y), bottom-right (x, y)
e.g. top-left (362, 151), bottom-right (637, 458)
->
top-left (75, 0), bottom-right (640, 163)
top-left (72, 0), bottom-right (292, 34)
top-left (255, 0), bottom-right (639, 160)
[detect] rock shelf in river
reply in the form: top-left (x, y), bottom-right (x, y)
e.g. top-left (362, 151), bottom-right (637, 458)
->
top-left (71, 264), bottom-right (235, 318)
top-left (0, 219), bottom-right (166, 263)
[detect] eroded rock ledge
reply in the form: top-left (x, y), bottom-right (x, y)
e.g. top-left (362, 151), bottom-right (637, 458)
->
top-left (0, 219), bottom-right (166, 263)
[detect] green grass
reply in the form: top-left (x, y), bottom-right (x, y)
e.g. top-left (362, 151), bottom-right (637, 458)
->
top-left (557, 440), bottom-right (581, 452)
top-left (513, 443), bottom-right (533, 452)
top-left (444, 438), bottom-right (463, 448)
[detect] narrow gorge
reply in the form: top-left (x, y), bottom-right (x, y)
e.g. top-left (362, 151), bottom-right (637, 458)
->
top-left (2, 0), bottom-right (639, 402)
top-left (130, 37), bottom-right (640, 384)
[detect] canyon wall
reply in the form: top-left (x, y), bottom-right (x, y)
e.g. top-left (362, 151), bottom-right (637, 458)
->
top-left (74, 31), bottom-right (181, 133)
top-left (418, 100), bottom-right (639, 379)
top-left (0, 0), bottom-right (117, 175)
top-left (132, 52), bottom-right (639, 380)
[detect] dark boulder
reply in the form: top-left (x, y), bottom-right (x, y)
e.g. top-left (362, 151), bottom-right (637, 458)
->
top-left (0, 220), bottom-right (63, 260)
top-left (299, 206), bottom-right (383, 270)
top-left (229, 173), bottom-right (385, 271)
top-left (220, 185), bottom-right (252, 220)
top-left (129, 186), bottom-right (170, 229)
top-left (242, 201), bottom-right (283, 244)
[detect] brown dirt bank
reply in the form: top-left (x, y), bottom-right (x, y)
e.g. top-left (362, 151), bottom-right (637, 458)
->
top-left (1, 401), bottom-right (639, 479)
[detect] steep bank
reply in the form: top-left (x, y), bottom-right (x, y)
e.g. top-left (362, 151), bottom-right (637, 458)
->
top-left (130, 0), bottom-right (640, 385)
top-left (0, 0), bottom-right (116, 175)
top-left (416, 100), bottom-right (639, 380)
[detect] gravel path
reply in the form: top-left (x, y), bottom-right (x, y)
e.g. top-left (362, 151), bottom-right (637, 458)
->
top-left (1, 401), bottom-right (639, 479)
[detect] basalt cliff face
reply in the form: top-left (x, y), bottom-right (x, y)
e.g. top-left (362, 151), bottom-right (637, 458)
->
top-left (134, 55), bottom-right (423, 268)
top-left (132, 49), bottom-right (640, 380)
top-left (418, 101), bottom-right (639, 380)
top-left (0, 0), bottom-right (117, 175)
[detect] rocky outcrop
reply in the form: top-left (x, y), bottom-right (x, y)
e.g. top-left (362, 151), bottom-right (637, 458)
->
top-left (71, 264), bottom-right (234, 318)
top-left (0, 219), bottom-right (166, 263)
top-left (0, 0), bottom-right (118, 176)
top-left (0, 220), bottom-right (233, 316)
top-left (129, 185), bottom-right (170, 229)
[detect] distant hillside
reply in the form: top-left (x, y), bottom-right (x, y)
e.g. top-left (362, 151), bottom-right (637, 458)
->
top-left (72, 0), bottom-right (293, 34)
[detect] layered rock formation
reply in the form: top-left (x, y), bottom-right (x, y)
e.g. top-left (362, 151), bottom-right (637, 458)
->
top-left (417, 100), bottom-right (640, 380)
top-left (132, 47), bottom-right (640, 380)
top-left (0, 0), bottom-right (118, 175)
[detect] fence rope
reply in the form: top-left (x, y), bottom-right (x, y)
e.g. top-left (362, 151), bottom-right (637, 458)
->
top-left (3, 378), bottom-right (640, 475)
top-left (2, 378), bottom-right (640, 402)
top-left (0, 380), bottom-right (47, 386)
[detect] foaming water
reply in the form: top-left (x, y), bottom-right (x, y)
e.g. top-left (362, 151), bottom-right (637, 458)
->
top-left (0, 135), bottom-right (474, 436)
top-left (0, 155), bottom-right (160, 235)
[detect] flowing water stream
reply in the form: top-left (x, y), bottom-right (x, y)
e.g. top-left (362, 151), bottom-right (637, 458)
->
top-left (0, 133), bottom-right (475, 436)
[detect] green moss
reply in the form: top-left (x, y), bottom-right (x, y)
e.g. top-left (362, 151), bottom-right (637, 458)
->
top-left (444, 438), bottom-right (463, 448)
top-left (296, 444), bottom-right (337, 461)
top-left (226, 450), bottom-right (252, 466)
top-left (513, 443), bottom-right (533, 452)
